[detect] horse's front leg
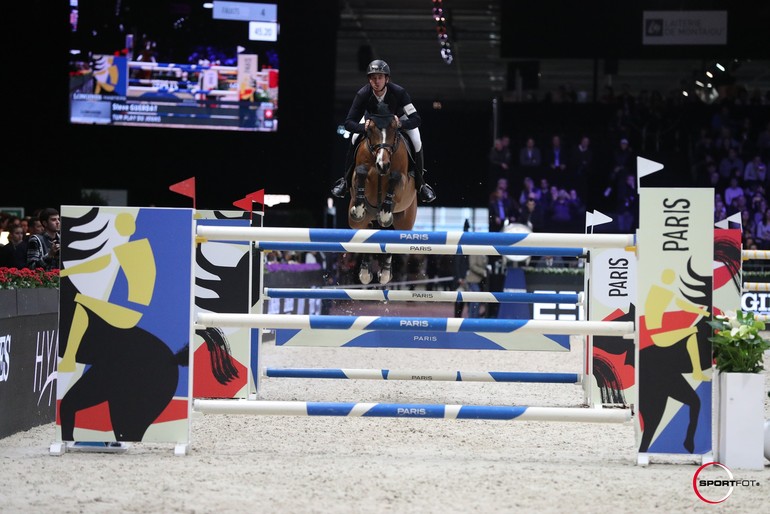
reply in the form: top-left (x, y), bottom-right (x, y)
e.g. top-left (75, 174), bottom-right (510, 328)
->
top-left (359, 255), bottom-right (373, 285)
top-left (377, 170), bottom-right (401, 228)
top-left (349, 164), bottom-right (369, 222)
top-left (378, 254), bottom-right (393, 284)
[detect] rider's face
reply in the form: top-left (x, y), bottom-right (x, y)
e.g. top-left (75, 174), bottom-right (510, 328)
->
top-left (368, 73), bottom-right (387, 93)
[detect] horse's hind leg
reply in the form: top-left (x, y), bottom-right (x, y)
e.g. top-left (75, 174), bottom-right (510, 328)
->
top-left (350, 165), bottom-right (369, 222)
top-left (59, 369), bottom-right (107, 441)
top-left (669, 378), bottom-right (701, 453)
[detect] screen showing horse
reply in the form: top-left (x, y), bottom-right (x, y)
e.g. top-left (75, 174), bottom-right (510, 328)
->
top-left (68, 1), bottom-right (279, 132)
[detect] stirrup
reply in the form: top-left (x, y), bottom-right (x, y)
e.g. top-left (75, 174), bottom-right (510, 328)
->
top-left (419, 184), bottom-right (436, 203)
top-left (331, 178), bottom-right (347, 198)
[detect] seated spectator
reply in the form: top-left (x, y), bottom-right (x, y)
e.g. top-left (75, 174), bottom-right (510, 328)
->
top-left (754, 208), bottom-right (770, 250)
top-left (488, 137), bottom-right (512, 188)
top-left (519, 193), bottom-right (546, 232)
top-left (743, 155), bottom-right (767, 187)
top-left (0, 225), bottom-right (28, 268)
top-left (518, 137), bottom-right (542, 169)
top-left (488, 186), bottom-right (519, 232)
top-left (718, 148), bottom-right (744, 182)
top-left (753, 198), bottom-right (768, 227)
top-left (544, 134), bottom-right (567, 176)
top-left (723, 176), bottom-right (745, 207)
top-left (547, 189), bottom-right (582, 233)
top-left (0, 214), bottom-right (21, 246)
top-left (26, 208), bottom-right (61, 271)
top-left (615, 173), bottom-right (638, 233)
top-left (25, 213), bottom-right (44, 240)
top-left (517, 176), bottom-right (539, 206)
top-left (741, 208), bottom-right (755, 231)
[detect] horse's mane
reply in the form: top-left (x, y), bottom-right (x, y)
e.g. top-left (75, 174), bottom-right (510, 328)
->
top-left (369, 102), bottom-right (395, 129)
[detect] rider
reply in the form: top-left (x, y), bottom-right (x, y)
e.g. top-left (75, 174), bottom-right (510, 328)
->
top-left (330, 59), bottom-right (436, 203)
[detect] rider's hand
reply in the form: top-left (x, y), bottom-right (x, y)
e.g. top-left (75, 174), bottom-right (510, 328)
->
top-left (394, 115), bottom-right (401, 128)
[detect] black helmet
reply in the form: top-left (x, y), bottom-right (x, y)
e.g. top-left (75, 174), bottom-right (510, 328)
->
top-left (367, 60), bottom-right (390, 76)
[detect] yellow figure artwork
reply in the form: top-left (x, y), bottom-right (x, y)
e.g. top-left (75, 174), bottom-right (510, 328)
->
top-left (644, 268), bottom-right (710, 381)
top-left (92, 55), bottom-right (120, 95)
top-left (58, 212), bottom-right (156, 372)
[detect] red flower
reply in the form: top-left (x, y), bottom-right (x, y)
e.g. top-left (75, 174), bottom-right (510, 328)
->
top-left (0, 267), bottom-right (60, 290)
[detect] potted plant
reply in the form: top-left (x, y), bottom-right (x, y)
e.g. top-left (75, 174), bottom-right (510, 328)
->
top-left (708, 310), bottom-right (770, 470)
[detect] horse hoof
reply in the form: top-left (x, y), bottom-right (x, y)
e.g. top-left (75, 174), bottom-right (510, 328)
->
top-left (378, 212), bottom-right (393, 227)
top-left (379, 269), bottom-right (392, 284)
top-left (359, 270), bottom-right (373, 285)
top-left (350, 205), bottom-right (365, 222)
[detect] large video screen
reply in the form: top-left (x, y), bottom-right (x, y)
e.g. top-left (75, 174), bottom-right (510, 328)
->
top-left (68, 1), bottom-right (279, 132)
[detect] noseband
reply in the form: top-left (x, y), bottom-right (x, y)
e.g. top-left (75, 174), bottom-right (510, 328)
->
top-left (365, 118), bottom-right (401, 158)
top-left (367, 136), bottom-right (400, 156)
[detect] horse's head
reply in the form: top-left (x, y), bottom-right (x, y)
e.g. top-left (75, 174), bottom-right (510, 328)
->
top-left (365, 114), bottom-right (401, 175)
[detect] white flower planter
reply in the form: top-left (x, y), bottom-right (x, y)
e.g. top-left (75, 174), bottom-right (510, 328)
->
top-left (765, 419), bottom-right (770, 461)
top-left (717, 372), bottom-right (766, 470)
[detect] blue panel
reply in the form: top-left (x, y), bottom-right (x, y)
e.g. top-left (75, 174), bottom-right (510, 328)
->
top-left (266, 368), bottom-right (348, 379)
top-left (363, 404), bottom-right (446, 418)
top-left (498, 268), bottom-right (532, 320)
top-left (648, 382), bottom-right (712, 455)
top-left (339, 331), bottom-right (506, 349)
top-left (456, 405), bottom-right (526, 420)
top-left (458, 318), bottom-right (528, 332)
top-left (488, 371), bottom-right (579, 383)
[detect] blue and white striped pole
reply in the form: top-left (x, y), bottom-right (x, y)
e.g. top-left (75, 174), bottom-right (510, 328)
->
top-left (264, 288), bottom-right (582, 305)
top-left (196, 313), bottom-right (634, 336)
top-left (196, 226), bottom-right (634, 249)
top-left (264, 368), bottom-right (581, 383)
top-left (193, 399), bottom-right (631, 423)
top-left (254, 241), bottom-right (584, 257)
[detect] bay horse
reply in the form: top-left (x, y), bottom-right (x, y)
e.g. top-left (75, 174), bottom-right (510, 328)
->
top-left (348, 109), bottom-right (417, 285)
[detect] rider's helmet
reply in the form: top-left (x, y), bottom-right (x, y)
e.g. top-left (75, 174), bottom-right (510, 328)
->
top-left (367, 60), bottom-right (391, 76)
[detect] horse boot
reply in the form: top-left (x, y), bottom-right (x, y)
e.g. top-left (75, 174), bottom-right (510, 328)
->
top-left (414, 149), bottom-right (436, 203)
top-left (331, 144), bottom-right (356, 198)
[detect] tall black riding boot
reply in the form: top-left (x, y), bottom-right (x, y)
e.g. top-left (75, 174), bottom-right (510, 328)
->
top-left (414, 149), bottom-right (436, 203)
top-left (331, 144), bottom-right (356, 198)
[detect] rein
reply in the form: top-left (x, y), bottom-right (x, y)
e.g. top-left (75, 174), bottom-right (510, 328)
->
top-left (365, 127), bottom-right (401, 157)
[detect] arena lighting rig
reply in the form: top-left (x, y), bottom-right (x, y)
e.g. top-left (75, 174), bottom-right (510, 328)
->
top-left (432, 0), bottom-right (453, 64)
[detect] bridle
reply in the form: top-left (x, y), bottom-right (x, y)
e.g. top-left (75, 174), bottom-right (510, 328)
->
top-left (365, 116), bottom-right (401, 159)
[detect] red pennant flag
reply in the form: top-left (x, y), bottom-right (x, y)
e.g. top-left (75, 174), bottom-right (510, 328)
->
top-left (247, 189), bottom-right (265, 206)
top-left (169, 177), bottom-right (196, 208)
top-left (233, 189), bottom-right (266, 211)
top-left (233, 196), bottom-right (252, 211)
top-left (234, 190), bottom-right (266, 224)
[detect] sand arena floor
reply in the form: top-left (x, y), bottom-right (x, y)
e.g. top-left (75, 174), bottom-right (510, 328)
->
top-left (1, 301), bottom-right (768, 513)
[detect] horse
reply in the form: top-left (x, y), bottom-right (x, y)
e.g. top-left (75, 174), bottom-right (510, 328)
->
top-left (637, 258), bottom-right (713, 455)
top-left (347, 110), bottom-right (417, 285)
top-left (57, 207), bottom-right (239, 442)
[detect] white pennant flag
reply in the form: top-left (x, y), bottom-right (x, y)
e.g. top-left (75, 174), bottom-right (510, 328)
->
top-left (637, 157), bottom-right (664, 189)
top-left (715, 211), bottom-right (742, 229)
top-left (591, 210), bottom-right (613, 227)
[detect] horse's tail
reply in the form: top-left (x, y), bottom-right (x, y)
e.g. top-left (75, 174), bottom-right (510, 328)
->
top-left (195, 327), bottom-right (240, 385)
top-left (593, 355), bottom-right (628, 405)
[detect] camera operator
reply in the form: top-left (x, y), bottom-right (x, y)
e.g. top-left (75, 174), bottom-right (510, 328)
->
top-left (26, 207), bottom-right (61, 271)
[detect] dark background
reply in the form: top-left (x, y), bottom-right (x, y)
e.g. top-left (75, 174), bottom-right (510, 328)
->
top-left (500, 1), bottom-right (770, 59)
top-left (11, 0), bottom-right (341, 226)
top-left (6, 1), bottom-right (769, 226)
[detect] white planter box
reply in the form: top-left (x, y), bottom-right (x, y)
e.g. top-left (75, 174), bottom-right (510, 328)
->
top-left (717, 371), bottom-right (766, 470)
